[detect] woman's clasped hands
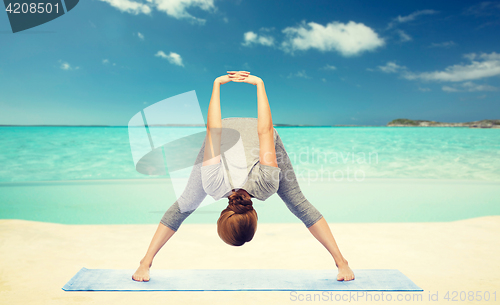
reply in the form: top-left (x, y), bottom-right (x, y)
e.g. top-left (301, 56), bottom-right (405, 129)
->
top-left (215, 71), bottom-right (263, 86)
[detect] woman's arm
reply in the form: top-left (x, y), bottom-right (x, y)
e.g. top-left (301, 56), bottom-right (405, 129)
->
top-left (202, 72), bottom-right (249, 166)
top-left (231, 72), bottom-right (278, 168)
top-left (256, 80), bottom-right (273, 135)
top-left (202, 80), bottom-right (223, 166)
top-left (256, 80), bottom-right (278, 168)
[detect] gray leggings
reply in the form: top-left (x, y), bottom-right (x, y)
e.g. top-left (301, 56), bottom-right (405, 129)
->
top-left (160, 132), bottom-right (323, 231)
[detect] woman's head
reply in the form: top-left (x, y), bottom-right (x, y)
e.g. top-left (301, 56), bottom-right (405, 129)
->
top-left (217, 189), bottom-right (257, 246)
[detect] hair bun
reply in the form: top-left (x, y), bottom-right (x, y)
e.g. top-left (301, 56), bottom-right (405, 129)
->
top-left (228, 189), bottom-right (253, 214)
top-left (228, 201), bottom-right (253, 214)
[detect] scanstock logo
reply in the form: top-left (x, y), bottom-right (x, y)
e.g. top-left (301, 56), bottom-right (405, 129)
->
top-left (3, 0), bottom-right (79, 33)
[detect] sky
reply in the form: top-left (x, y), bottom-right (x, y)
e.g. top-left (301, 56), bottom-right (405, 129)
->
top-left (0, 0), bottom-right (499, 126)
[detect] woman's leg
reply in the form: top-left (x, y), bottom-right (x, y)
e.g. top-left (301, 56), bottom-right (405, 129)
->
top-left (133, 139), bottom-right (208, 282)
top-left (274, 133), bottom-right (355, 281)
top-left (274, 133), bottom-right (322, 226)
top-left (132, 224), bottom-right (176, 281)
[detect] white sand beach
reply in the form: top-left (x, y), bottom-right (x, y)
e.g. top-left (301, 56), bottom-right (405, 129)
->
top-left (0, 216), bottom-right (499, 304)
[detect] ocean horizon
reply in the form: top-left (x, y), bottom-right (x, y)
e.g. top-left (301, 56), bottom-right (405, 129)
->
top-left (1, 125), bottom-right (498, 224)
top-left (0, 124), bottom-right (495, 127)
top-left (1, 125), bottom-right (499, 182)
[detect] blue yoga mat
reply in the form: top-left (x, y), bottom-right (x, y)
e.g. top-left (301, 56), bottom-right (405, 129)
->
top-left (62, 268), bottom-right (423, 291)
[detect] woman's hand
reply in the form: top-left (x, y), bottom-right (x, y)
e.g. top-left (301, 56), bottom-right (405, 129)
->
top-left (228, 71), bottom-right (263, 86)
top-left (215, 71), bottom-right (250, 85)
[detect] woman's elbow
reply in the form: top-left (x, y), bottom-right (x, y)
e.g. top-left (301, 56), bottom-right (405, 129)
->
top-left (258, 126), bottom-right (273, 136)
top-left (207, 126), bottom-right (222, 136)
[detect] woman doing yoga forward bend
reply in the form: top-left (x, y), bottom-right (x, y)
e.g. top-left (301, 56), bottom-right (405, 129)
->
top-left (132, 71), bottom-right (355, 282)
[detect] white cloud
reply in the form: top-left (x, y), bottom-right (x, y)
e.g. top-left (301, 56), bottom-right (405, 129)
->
top-left (287, 70), bottom-right (311, 79)
top-left (373, 53), bottom-right (500, 93)
top-left (59, 60), bottom-right (79, 70)
top-left (321, 64), bottom-right (337, 70)
top-left (464, 2), bottom-right (500, 16)
top-left (467, 52), bottom-right (500, 61)
top-left (155, 51), bottom-right (184, 67)
top-left (429, 41), bottom-right (456, 48)
top-left (397, 29), bottom-right (412, 42)
top-left (242, 31), bottom-right (275, 47)
top-left (103, 59), bottom-right (117, 66)
top-left (61, 62), bottom-right (71, 70)
top-left (397, 9), bottom-right (438, 23)
top-left (99, 0), bottom-right (216, 24)
top-left (463, 53), bottom-right (477, 61)
top-left (137, 32), bottom-right (144, 40)
top-left (281, 20), bottom-right (384, 56)
top-left (388, 9), bottom-right (439, 28)
top-left (461, 81), bottom-right (497, 91)
top-left (152, 0), bottom-right (215, 24)
top-left (378, 61), bottom-right (407, 73)
top-left (259, 27), bottom-right (275, 32)
top-left (442, 86), bottom-right (459, 92)
top-left (442, 81), bottom-right (497, 92)
top-left (99, 0), bottom-right (152, 15)
top-left (404, 52), bottom-right (500, 82)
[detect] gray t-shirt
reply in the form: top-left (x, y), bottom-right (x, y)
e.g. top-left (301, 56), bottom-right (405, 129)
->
top-left (160, 117), bottom-right (324, 232)
top-left (201, 118), bottom-right (281, 201)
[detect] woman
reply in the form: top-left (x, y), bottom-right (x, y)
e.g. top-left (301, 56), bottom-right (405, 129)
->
top-left (132, 71), bottom-right (355, 282)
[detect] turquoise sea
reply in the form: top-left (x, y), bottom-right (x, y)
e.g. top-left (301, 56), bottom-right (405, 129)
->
top-left (0, 126), bottom-right (499, 224)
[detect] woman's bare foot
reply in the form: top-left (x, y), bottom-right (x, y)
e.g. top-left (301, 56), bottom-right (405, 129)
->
top-left (132, 259), bottom-right (152, 282)
top-left (336, 260), bottom-right (355, 281)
